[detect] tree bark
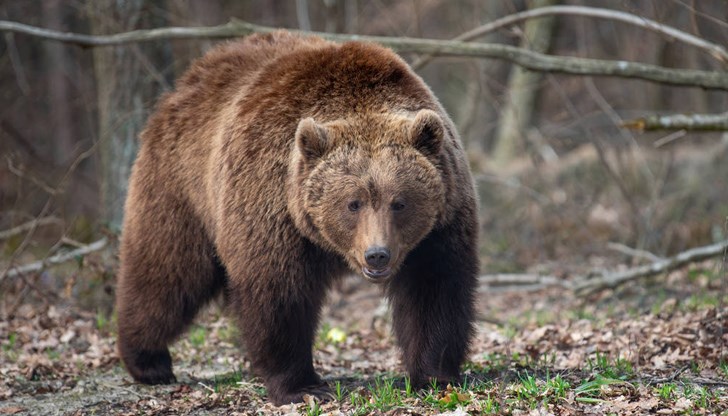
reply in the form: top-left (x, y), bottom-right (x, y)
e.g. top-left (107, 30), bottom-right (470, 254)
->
top-left (41, 0), bottom-right (75, 165)
top-left (492, 0), bottom-right (557, 168)
top-left (87, 1), bottom-right (168, 232)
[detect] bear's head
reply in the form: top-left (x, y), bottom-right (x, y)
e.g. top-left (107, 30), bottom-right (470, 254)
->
top-left (289, 109), bottom-right (446, 283)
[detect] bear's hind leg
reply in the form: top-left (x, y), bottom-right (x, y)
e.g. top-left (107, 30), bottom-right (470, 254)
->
top-left (116, 192), bottom-right (225, 385)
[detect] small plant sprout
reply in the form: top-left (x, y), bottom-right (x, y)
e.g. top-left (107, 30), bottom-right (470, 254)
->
top-left (334, 380), bottom-right (343, 401)
top-left (188, 325), bottom-right (207, 348)
top-left (657, 383), bottom-right (676, 401)
top-left (404, 376), bottom-right (413, 397)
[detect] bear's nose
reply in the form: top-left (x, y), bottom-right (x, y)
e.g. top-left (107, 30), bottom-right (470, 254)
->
top-left (364, 246), bottom-right (391, 269)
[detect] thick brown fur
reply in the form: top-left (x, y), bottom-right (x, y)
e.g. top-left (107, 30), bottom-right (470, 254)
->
top-left (116, 31), bottom-right (479, 405)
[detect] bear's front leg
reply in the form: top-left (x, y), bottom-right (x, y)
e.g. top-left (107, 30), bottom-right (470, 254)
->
top-left (386, 219), bottom-right (478, 387)
top-left (223, 243), bottom-right (336, 405)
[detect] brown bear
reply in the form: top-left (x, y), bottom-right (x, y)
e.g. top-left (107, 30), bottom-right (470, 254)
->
top-left (115, 30), bottom-right (478, 405)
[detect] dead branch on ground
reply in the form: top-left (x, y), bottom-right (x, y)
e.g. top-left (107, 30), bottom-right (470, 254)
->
top-left (0, 19), bottom-right (727, 90)
top-left (575, 239), bottom-right (728, 294)
top-left (1, 238), bottom-right (108, 282)
top-left (480, 239), bottom-right (727, 294)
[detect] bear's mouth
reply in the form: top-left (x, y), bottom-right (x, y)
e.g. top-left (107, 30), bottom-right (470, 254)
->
top-left (362, 267), bottom-right (392, 283)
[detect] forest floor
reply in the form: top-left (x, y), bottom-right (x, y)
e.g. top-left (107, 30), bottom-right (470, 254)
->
top-left (1, 258), bottom-right (727, 415)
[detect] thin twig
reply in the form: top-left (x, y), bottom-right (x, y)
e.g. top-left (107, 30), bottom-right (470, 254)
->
top-left (0, 18), bottom-right (726, 90)
top-left (1, 238), bottom-right (108, 282)
top-left (653, 130), bottom-right (687, 148)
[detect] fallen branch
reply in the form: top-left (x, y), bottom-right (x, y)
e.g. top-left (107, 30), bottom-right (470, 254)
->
top-left (1, 238), bottom-right (108, 282)
top-left (478, 273), bottom-right (567, 292)
top-left (1, 19), bottom-right (727, 90)
top-left (0, 217), bottom-right (61, 240)
top-left (575, 239), bottom-right (728, 294)
top-left (622, 112), bottom-right (728, 132)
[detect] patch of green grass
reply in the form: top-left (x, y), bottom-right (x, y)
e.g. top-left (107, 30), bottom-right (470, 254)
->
top-left (689, 360), bottom-right (702, 375)
top-left (570, 307), bottom-right (597, 321)
top-left (46, 348), bottom-right (61, 361)
top-left (349, 389), bottom-right (370, 416)
top-left (216, 325), bottom-right (239, 344)
top-left (656, 382), bottom-right (676, 401)
top-left (212, 369), bottom-right (244, 392)
top-left (368, 376), bottom-right (404, 410)
top-left (347, 376), bottom-right (408, 414)
top-left (686, 267), bottom-right (720, 284)
top-left (545, 373), bottom-right (571, 400)
top-left (303, 401), bottom-right (322, 416)
top-left (683, 384), bottom-right (713, 409)
top-left (188, 325), bottom-right (207, 348)
top-left (334, 380), bottom-right (344, 401)
top-left (315, 322), bottom-right (330, 349)
top-left (513, 371), bottom-right (541, 408)
top-left (436, 389), bottom-right (471, 410)
top-left (478, 393), bottom-right (501, 414)
top-left (682, 292), bottom-right (723, 310)
top-left (3, 332), bottom-right (18, 360)
top-left (95, 310), bottom-right (109, 333)
top-left (719, 360), bottom-right (728, 378)
top-left (587, 351), bottom-right (633, 380)
top-left (509, 371), bottom-right (570, 409)
top-left (404, 377), bottom-right (414, 398)
top-left (419, 380), bottom-right (474, 412)
top-left (574, 376), bottom-right (628, 403)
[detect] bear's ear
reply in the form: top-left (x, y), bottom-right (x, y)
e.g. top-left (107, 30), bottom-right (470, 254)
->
top-left (295, 118), bottom-right (330, 164)
top-left (409, 109), bottom-right (444, 159)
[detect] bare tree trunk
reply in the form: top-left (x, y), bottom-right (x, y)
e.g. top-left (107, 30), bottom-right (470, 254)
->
top-left (492, 0), bottom-right (557, 168)
top-left (41, 0), bottom-right (74, 165)
top-left (296, 0), bottom-right (311, 31)
top-left (88, 0), bottom-right (168, 232)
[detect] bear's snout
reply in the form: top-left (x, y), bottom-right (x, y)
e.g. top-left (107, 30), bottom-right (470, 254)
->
top-left (364, 246), bottom-right (391, 269)
top-left (362, 246), bottom-right (393, 282)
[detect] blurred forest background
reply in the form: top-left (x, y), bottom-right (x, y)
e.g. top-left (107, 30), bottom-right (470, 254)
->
top-left (0, 0), bottom-right (727, 302)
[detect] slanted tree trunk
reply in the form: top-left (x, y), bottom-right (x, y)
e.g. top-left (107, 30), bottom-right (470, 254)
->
top-left (492, 0), bottom-right (557, 168)
top-left (88, 0), bottom-right (169, 232)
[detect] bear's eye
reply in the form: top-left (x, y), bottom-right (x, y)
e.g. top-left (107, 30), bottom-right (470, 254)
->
top-left (348, 200), bottom-right (362, 212)
top-left (391, 200), bottom-right (406, 212)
